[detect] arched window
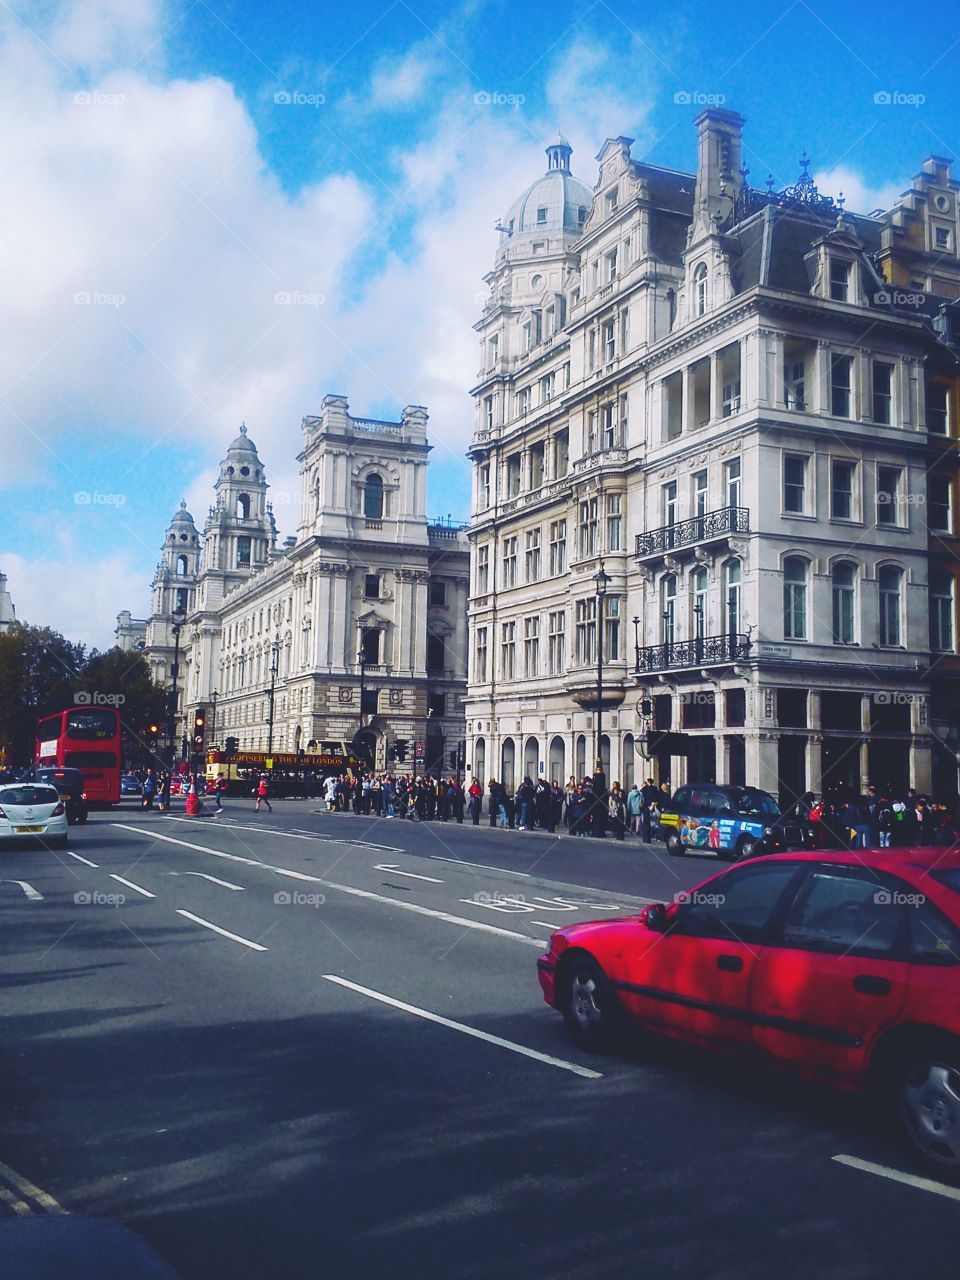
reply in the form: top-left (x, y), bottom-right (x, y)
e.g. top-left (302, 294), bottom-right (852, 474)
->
top-left (237, 493), bottom-right (251, 520)
top-left (691, 567), bottom-right (708, 640)
top-left (694, 263), bottom-right (708, 317)
top-left (832, 562), bottom-right (856, 645)
top-left (501, 738), bottom-right (516, 794)
top-left (575, 733), bottom-right (586, 779)
top-left (661, 574), bottom-right (677, 646)
top-left (549, 735), bottom-right (565, 783)
top-left (363, 473), bottom-right (384, 520)
top-left (723, 559), bottom-right (741, 638)
top-left (622, 733), bottom-right (635, 791)
top-left (783, 557), bottom-right (808, 640)
top-left (474, 738), bottom-right (486, 787)
top-left (524, 736), bottom-right (539, 780)
top-left (176, 554), bottom-right (188, 577)
top-left (931, 572), bottom-right (955, 652)
top-left (878, 566), bottom-right (903, 647)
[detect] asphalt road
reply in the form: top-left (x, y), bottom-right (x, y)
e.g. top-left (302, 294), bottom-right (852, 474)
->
top-left (1, 798), bottom-right (958, 1279)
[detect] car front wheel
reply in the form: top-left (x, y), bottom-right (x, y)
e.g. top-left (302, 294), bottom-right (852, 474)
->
top-left (897, 1045), bottom-right (960, 1178)
top-left (560, 956), bottom-right (622, 1053)
top-left (666, 832), bottom-right (684, 857)
top-left (732, 836), bottom-right (758, 862)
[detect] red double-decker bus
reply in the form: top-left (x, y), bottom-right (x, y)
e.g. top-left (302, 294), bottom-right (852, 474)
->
top-left (35, 707), bottom-right (122, 805)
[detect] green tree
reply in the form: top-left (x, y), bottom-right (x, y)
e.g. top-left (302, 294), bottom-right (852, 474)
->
top-left (80, 647), bottom-right (167, 766)
top-left (0, 623), bottom-right (85, 766)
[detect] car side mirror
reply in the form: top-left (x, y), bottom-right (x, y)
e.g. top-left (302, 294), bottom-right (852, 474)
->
top-left (642, 903), bottom-right (668, 932)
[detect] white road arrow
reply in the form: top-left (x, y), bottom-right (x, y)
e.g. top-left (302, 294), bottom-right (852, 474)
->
top-left (4, 880), bottom-right (43, 901)
top-left (374, 864), bottom-right (444, 883)
top-left (169, 871), bottom-right (246, 891)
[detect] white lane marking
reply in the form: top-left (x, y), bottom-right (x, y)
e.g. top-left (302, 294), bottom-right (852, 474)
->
top-left (116, 825), bottom-right (546, 948)
top-left (431, 855), bottom-right (530, 877)
top-left (176, 909), bottom-right (268, 952)
top-left (0, 1157), bottom-right (66, 1215)
top-left (169, 871), bottom-right (245, 891)
top-left (323, 975), bottom-right (603, 1080)
top-left (166, 816), bottom-right (403, 852)
top-left (530, 920), bottom-right (562, 930)
top-left (374, 863), bottom-right (444, 883)
top-left (4, 880), bottom-right (43, 902)
top-left (109, 874), bottom-right (155, 899)
top-left (66, 851), bottom-right (98, 868)
top-left (832, 1154), bottom-right (960, 1201)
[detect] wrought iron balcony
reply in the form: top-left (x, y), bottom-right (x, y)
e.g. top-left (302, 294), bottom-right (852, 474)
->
top-left (635, 506), bottom-right (749, 559)
top-left (635, 632), bottom-right (752, 674)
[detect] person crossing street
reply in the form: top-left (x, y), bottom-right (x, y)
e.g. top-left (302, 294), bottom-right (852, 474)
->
top-left (255, 774), bottom-right (273, 812)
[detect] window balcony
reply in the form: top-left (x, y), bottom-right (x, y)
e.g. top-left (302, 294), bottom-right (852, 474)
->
top-left (634, 632), bottom-right (752, 675)
top-left (635, 506), bottom-right (749, 561)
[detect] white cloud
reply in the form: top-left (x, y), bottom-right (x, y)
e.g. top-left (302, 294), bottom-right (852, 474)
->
top-left (812, 165), bottom-right (905, 216)
top-left (366, 46), bottom-right (442, 110)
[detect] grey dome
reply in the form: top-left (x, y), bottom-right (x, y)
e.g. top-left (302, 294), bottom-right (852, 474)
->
top-left (224, 421), bottom-right (260, 458)
top-left (499, 138), bottom-right (593, 243)
top-left (168, 500), bottom-right (196, 528)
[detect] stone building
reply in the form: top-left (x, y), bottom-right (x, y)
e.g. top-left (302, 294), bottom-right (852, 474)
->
top-left (465, 111), bottom-right (960, 802)
top-left (120, 400), bottom-right (469, 773)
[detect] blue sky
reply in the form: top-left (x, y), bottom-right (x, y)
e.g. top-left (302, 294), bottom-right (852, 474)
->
top-left (0, 0), bottom-right (956, 646)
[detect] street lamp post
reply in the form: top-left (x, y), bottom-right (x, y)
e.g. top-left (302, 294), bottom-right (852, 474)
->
top-left (209, 689), bottom-right (219, 750)
top-left (593, 562), bottom-right (612, 774)
top-left (166, 608), bottom-right (187, 768)
top-left (357, 627), bottom-right (368, 739)
top-left (265, 641), bottom-right (280, 758)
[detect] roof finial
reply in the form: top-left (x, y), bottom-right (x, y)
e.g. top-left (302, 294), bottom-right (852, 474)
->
top-left (239, 421), bottom-right (247, 435)
top-left (180, 499), bottom-right (187, 510)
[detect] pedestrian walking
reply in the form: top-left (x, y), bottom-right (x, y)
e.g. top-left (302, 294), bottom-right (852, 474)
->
top-left (255, 774), bottom-right (273, 812)
top-left (142, 769), bottom-right (156, 810)
top-left (213, 776), bottom-right (228, 814)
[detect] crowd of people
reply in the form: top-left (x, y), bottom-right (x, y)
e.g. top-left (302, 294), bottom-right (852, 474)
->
top-left (789, 786), bottom-right (960, 849)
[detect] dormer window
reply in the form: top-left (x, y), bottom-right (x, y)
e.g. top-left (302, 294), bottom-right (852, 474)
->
top-left (536, 206), bottom-right (547, 224)
top-left (830, 258), bottom-right (851, 303)
top-left (605, 188), bottom-right (619, 214)
top-left (694, 263), bottom-right (708, 317)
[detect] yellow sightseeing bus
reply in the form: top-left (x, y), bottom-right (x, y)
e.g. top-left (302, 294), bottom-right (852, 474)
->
top-left (205, 745), bottom-right (369, 797)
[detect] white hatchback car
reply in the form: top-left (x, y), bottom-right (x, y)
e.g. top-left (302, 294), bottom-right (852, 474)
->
top-left (0, 783), bottom-right (68, 847)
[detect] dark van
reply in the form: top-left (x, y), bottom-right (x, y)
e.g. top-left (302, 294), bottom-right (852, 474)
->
top-left (34, 767), bottom-right (89, 826)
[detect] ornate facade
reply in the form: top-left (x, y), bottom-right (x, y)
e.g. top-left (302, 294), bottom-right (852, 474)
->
top-left (466, 111), bottom-right (960, 802)
top-left (120, 399), bottom-right (469, 772)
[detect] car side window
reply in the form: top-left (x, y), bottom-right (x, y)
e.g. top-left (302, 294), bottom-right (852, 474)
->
top-left (687, 787), bottom-right (713, 816)
top-left (904, 898), bottom-right (960, 966)
top-left (671, 787), bottom-right (689, 812)
top-left (781, 869), bottom-right (899, 957)
top-left (708, 789), bottom-right (736, 816)
top-left (676, 863), bottom-right (802, 943)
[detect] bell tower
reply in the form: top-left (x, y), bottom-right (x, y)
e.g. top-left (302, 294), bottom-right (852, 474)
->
top-left (198, 423), bottom-right (276, 611)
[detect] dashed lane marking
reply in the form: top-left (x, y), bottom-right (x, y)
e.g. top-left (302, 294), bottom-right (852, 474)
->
top-left (832, 1154), bottom-right (960, 1202)
top-left (66, 851), bottom-right (98, 868)
top-left (176, 909), bottom-right (268, 952)
top-left (3, 880), bottom-right (42, 901)
top-left (109, 874), bottom-right (155, 899)
top-left (323, 975), bottom-right (603, 1079)
top-left (169, 870), bottom-right (245, 891)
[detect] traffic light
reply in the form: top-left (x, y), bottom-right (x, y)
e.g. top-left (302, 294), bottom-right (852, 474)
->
top-left (193, 708), bottom-right (206, 753)
top-left (395, 739), bottom-right (408, 762)
top-left (388, 745), bottom-right (398, 763)
top-left (224, 736), bottom-right (238, 758)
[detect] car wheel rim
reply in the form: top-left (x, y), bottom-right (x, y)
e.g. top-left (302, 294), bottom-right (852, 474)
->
top-left (903, 1061), bottom-right (960, 1165)
top-left (570, 972), bottom-right (603, 1029)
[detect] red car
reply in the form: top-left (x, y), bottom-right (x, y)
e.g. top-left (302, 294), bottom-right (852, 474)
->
top-left (538, 848), bottom-right (960, 1177)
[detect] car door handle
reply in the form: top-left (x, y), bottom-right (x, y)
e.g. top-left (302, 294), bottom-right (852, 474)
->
top-left (717, 954), bottom-right (743, 973)
top-left (853, 975), bottom-right (890, 996)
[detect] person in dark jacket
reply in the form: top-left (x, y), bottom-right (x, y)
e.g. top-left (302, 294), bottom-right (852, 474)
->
top-left (534, 777), bottom-right (551, 830)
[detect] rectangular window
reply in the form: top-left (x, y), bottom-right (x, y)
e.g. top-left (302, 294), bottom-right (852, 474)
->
top-left (524, 616), bottom-right (540, 677)
top-left (620, 309), bottom-right (629, 354)
top-left (524, 528), bottom-right (541, 582)
top-left (549, 520), bottom-right (567, 575)
top-left (664, 371), bottom-right (683, 439)
top-left (475, 627), bottom-right (488, 681)
top-left (553, 430), bottom-right (569, 477)
top-left (605, 188), bottom-right (619, 214)
top-left (548, 611), bottom-right (566, 674)
top-left (931, 576), bottom-right (955, 652)
top-left (784, 360), bottom-right (806, 410)
top-left (928, 381), bottom-right (949, 435)
top-left (725, 457), bottom-right (741, 510)
top-left (603, 318), bottom-right (616, 364)
top-left (575, 598), bottom-right (597, 666)
top-left (930, 475), bottom-right (952, 533)
top-left (831, 354), bottom-right (852, 418)
top-left (604, 596), bottom-right (621, 661)
top-left (364, 573), bottom-right (380, 600)
top-left (505, 453), bottom-right (521, 498)
top-left (360, 626), bottom-right (381, 665)
top-left (725, 688), bottom-right (746, 728)
top-left (236, 536), bottom-right (251, 567)
top-left (540, 371), bottom-right (555, 403)
top-left (479, 463), bottom-right (491, 509)
top-left (517, 386), bottom-right (531, 416)
top-left (618, 392), bottom-right (628, 440)
top-left (578, 498), bottom-right (598, 559)
top-left (693, 470), bottom-right (708, 519)
top-left (936, 227), bottom-right (951, 250)
top-left (830, 459), bottom-right (855, 520)
top-left (476, 545), bottom-right (489, 594)
top-left (783, 455), bottom-right (807, 514)
top-left (606, 494), bottom-right (622, 552)
top-left (585, 410), bottom-right (598, 454)
top-left (500, 622), bottom-right (516, 679)
top-left (502, 536), bottom-right (518, 587)
top-left (529, 442), bottom-right (545, 489)
top-left (830, 258), bottom-right (851, 302)
top-left (427, 634), bottom-right (445, 673)
top-left (877, 466), bottom-right (902, 527)
top-left (487, 334), bottom-right (499, 368)
top-left (872, 362), bottom-right (893, 424)
top-left (605, 247), bottom-right (618, 282)
top-left (429, 579), bottom-right (446, 607)
top-left (484, 395), bottom-right (494, 430)
top-left (601, 402), bottom-right (617, 449)
top-left (588, 329), bottom-right (597, 370)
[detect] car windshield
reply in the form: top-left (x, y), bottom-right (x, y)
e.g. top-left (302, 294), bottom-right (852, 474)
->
top-left (731, 790), bottom-right (780, 818)
top-left (0, 785), bottom-right (60, 806)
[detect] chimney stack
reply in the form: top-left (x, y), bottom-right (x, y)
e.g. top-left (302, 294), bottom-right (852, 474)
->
top-left (693, 108), bottom-right (746, 225)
